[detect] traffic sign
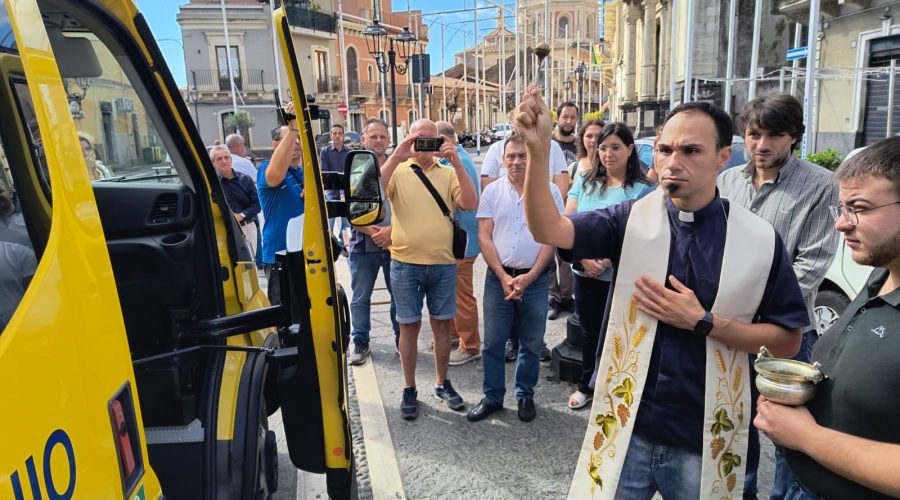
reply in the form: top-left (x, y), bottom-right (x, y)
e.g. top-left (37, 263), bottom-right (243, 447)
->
top-left (786, 46), bottom-right (808, 61)
top-left (337, 103), bottom-right (348, 115)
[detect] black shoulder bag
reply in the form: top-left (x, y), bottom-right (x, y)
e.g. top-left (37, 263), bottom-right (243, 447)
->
top-left (410, 165), bottom-right (467, 260)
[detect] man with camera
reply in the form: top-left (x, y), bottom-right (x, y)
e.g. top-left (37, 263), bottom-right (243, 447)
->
top-left (380, 119), bottom-right (478, 420)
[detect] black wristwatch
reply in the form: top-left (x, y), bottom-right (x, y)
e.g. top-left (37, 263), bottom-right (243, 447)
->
top-left (693, 310), bottom-right (714, 337)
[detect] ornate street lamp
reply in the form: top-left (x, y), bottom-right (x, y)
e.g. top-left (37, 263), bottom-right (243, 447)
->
top-left (563, 78), bottom-right (572, 102)
top-left (365, 21), bottom-right (417, 145)
top-left (574, 62), bottom-right (586, 127)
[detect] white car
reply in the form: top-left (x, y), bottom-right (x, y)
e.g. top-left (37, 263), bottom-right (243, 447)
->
top-left (492, 123), bottom-right (513, 140)
top-left (815, 234), bottom-right (871, 334)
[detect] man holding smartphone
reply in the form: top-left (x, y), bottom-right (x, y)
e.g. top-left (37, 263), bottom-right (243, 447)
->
top-left (380, 119), bottom-right (478, 420)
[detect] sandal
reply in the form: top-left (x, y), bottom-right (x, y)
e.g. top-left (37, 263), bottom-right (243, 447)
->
top-left (568, 391), bottom-right (593, 410)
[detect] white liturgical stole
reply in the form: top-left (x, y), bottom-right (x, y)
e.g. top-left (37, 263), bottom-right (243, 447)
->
top-left (568, 189), bottom-right (775, 499)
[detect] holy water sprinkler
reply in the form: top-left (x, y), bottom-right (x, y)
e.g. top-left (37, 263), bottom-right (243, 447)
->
top-left (532, 43), bottom-right (551, 87)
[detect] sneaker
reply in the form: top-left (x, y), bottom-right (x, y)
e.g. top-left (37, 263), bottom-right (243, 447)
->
top-left (434, 379), bottom-right (465, 411)
top-left (563, 298), bottom-right (576, 313)
top-left (448, 349), bottom-right (482, 366)
top-left (504, 339), bottom-right (518, 363)
top-left (539, 341), bottom-right (552, 362)
top-left (348, 342), bottom-right (370, 366)
top-left (401, 386), bottom-right (419, 420)
top-left (548, 300), bottom-right (562, 320)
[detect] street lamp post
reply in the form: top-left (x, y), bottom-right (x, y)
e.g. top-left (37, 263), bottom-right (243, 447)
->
top-left (364, 20), bottom-right (417, 146)
top-left (575, 62), bottom-right (586, 127)
top-left (563, 78), bottom-right (572, 103)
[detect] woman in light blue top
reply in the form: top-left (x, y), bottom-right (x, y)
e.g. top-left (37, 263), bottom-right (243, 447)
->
top-left (565, 122), bottom-right (653, 410)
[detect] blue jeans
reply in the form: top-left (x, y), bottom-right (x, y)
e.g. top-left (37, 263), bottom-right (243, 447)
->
top-left (482, 270), bottom-right (548, 405)
top-left (616, 433), bottom-right (701, 500)
top-left (784, 482), bottom-right (819, 500)
top-left (348, 251), bottom-right (399, 344)
top-left (389, 260), bottom-right (457, 323)
top-left (745, 330), bottom-right (819, 499)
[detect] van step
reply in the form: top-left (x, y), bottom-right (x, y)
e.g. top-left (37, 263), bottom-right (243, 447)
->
top-left (145, 418), bottom-right (204, 444)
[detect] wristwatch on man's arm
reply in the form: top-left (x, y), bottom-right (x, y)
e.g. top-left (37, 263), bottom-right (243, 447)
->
top-left (693, 310), bottom-right (714, 337)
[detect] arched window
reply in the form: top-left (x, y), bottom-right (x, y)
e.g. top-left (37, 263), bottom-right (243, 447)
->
top-left (346, 47), bottom-right (359, 94)
top-left (558, 15), bottom-right (569, 38)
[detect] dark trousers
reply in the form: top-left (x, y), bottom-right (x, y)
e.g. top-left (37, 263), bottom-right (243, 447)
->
top-left (265, 264), bottom-right (282, 306)
top-left (573, 274), bottom-right (611, 394)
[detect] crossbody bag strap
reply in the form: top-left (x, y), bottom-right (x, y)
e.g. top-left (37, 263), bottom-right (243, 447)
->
top-left (410, 164), bottom-right (453, 221)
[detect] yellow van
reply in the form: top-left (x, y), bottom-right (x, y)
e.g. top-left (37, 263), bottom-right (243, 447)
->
top-left (0, 0), bottom-right (384, 498)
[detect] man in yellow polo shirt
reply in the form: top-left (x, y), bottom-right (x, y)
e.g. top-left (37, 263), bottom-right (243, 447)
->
top-left (381, 119), bottom-right (478, 420)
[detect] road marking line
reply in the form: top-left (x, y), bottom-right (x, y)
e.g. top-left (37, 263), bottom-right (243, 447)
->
top-left (353, 360), bottom-right (406, 499)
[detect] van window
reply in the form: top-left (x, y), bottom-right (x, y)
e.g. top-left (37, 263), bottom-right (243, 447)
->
top-left (62, 33), bottom-right (181, 185)
top-left (0, 138), bottom-right (38, 333)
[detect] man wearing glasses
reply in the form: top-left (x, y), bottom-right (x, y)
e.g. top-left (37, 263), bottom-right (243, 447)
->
top-left (755, 136), bottom-right (900, 500)
top-left (718, 94), bottom-right (840, 498)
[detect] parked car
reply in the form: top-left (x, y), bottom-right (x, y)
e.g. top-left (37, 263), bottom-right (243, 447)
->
top-left (634, 135), bottom-right (748, 172)
top-left (492, 123), bottom-right (514, 140)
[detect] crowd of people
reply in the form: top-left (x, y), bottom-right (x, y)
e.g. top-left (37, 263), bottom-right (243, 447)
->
top-left (207, 91), bottom-right (900, 499)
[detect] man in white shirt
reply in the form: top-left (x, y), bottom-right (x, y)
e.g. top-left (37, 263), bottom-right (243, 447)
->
top-left (467, 134), bottom-right (564, 424)
top-left (225, 133), bottom-right (257, 180)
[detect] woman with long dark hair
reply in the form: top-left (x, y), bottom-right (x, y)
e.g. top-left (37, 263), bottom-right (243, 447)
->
top-left (565, 122), bottom-right (653, 409)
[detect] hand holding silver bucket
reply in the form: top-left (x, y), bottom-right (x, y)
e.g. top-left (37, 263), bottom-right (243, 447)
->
top-left (754, 346), bottom-right (826, 406)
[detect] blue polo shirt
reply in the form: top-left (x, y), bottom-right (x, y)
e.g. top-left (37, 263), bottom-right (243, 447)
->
top-left (563, 193), bottom-right (808, 461)
top-left (438, 145), bottom-right (480, 258)
top-left (257, 160), bottom-right (304, 265)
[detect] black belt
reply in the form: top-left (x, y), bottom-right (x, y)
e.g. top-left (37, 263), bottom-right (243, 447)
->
top-left (502, 265), bottom-right (532, 277)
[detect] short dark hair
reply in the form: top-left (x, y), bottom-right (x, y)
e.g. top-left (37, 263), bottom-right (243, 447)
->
top-left (331, 123), bottom-right (344, 131)
top-left (738, 93), bottom-right (805, 150)
top-left (835, 136), bottom-right (900, 197)
top-left (575, 118), bottom-right (606, 159)
top-left (556, 101), bottom-right (578, 118)
top-left (363, 118), bottom-right (388, 136)
top-left (663, 101), bottom-right (734, 150)
top-left (502, 134), bottom-right (526, 155)
top-left (581, 122), bottom-right (649, 195)
top-left (271, 125), bottom-right (289, 141)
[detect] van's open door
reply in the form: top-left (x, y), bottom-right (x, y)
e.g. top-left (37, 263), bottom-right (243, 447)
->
top-left (271, 3), bottom-right (354, 498)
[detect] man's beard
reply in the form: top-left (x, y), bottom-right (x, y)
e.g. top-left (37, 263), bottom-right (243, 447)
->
top-left (750, 150), bottom-right (792, 171)
top-left (855, 231), bottom-right (900, 268)
top-left (663, 182), bottom-right (680, 196)
top-left (558, 125), bottom-right (575, 137)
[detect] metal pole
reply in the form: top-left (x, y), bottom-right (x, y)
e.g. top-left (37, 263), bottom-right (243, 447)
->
top-left (515, 0), bottom-right (520, 104)
top-left (801, 0), bottom-right (820, 158)
top-left (683, 0), bottom-right (695, 104)
top-left (500, 10), bottom-right (506, 119)
top-left (463, 31), bottom-right (469, 132)
top-left (669, 0), bottom-right (677, 109)
top-left (887, 59), bottom-right (896, 138)
top-left (338, 0), bottom-right (350, 118)
top-left (779, 67), bottom-right (786, 93)
top-left (269, 0), bottom-right (282, 97)
top-left (442, 22), bottom-right (447, 122)
top-left (564, 25), bottom-right (569, 101)
top-left (724, 0), bottom-right (738, 114)
top-left (790, 23), bottom-right (802, 96)
top-left (544, 0), bottom-right (550, 95)
top-left (748, 0), bottom-right (763, 99)
top-left (475, 5), bottom-right (481, 156)
top-left (389, 39), bottom-right (399, 146)
top-left (219, 0), bottom-right (238, 114)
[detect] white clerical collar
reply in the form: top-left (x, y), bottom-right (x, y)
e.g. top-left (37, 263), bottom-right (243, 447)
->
top-left (678, 211), bottom-right (695, 223)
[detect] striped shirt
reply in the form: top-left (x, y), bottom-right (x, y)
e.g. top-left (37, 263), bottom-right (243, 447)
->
top-left (718, 154), bottom-right (839, 329)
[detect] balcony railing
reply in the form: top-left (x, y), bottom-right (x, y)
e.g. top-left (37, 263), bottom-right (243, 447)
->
top-left (191, 69), bottom-right (265, 93)
top-left (316, 76), bottom-right (341, 93)
top-left (311, 77), bottom-right (414, 101)
top-left (285, 5), bottom-right (337, 33)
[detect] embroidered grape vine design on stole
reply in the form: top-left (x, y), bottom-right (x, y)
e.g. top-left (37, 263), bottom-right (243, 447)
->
top-left (586, 296), bottom-right (647, 494)
top-left (709, 346), bottom-right (746, 498)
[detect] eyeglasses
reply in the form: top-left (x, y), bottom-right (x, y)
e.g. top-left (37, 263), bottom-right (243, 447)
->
top-left (829, 200), bottom-right (900, 226)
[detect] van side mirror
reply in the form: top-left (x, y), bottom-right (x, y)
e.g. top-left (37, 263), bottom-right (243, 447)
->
top-left (343, 150), bottom-right (385, 226)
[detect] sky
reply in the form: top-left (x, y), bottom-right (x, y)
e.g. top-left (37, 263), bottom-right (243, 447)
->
top-left (134, 0), bottom-right (515, 87)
